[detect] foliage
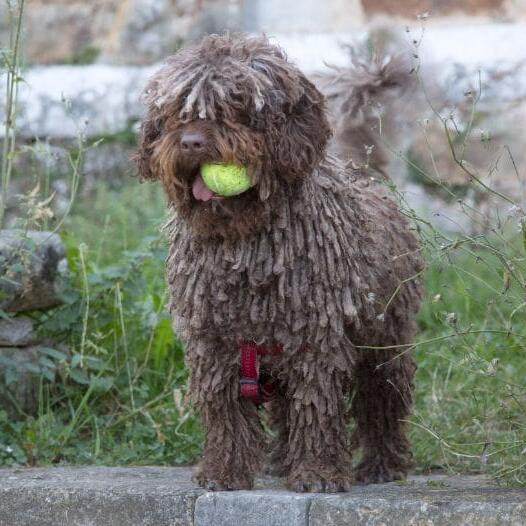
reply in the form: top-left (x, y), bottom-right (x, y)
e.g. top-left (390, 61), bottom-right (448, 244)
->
top-left (411, 244), bottom-right (526, 484)
top-left (0, 183), bottom-right (202, 466)
top-left (1, 0), bottom-right (25, 225)
top-left (63, 45), bottom-right (101, 66)
top-left (382, 26), bottom-right (526, 483)
top-left (0, 4), bottom-right (525, 487)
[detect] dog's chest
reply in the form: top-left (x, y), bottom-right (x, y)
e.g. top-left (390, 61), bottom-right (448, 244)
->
top-left (165, 195), bottom-right (374, 351)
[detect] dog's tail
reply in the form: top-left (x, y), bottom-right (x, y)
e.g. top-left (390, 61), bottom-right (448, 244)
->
top-left (320, 37), bottom-right (416, 177)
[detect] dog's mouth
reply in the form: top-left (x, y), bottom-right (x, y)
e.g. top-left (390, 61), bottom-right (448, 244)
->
top-left (190, 163), bottom-right (253, 202)
top-left (192, 172), bottom-right (219, 202)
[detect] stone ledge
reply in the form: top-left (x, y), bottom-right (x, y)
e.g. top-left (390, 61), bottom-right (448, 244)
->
top-left (0, 466), bottom-right (525, 526)
top-left (3, 24), bottom-right (526, 140)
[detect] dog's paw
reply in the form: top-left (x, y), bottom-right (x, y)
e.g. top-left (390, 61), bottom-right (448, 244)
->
top-left (287, 470), bottom-right (352, 493)
top-left (353, 458), bottom-right (407, 484)
top-left (194, 469), bottom-right (253, 491)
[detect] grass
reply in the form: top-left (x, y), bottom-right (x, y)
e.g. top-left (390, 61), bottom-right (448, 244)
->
top-left (0, 0), bottom-right (524, 485)
top-left (410, 237), bottom-right (526, 484)
top-left (0, 175), bottom-right (525, 485)
top-left (65, 180), bottom-right (166, 266)
top-left (1, 181), bottom-right (203, 467)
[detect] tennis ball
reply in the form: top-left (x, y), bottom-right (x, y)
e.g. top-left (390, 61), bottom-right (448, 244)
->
top-left (200, 163), bottom-right (252, 197)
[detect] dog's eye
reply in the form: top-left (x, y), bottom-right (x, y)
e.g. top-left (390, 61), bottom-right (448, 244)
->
top-left (251, 118), bottom-right (266, 131)
top-left (237, 113), bottom-right (250, 126)
top-left (250, 115), bottom-right (266, 130)
top-left (238, 112), bottom-right (265, 131)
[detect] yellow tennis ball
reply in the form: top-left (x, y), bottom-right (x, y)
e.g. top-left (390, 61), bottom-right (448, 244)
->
top-left (200, 163), bottom-right (252, 197)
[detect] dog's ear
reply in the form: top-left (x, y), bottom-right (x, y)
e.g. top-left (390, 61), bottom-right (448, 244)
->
top-left (134, 111), bottom-right (163, 181)
top-left (268, 77), bottom-right (332, 182)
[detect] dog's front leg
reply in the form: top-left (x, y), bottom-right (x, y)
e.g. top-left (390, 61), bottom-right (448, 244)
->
top-left (187, 339), bottom-right (264, 490)
top-left (284, 349), bottom-right (353, 492)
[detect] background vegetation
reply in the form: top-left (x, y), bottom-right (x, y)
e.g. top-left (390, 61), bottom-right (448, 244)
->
top-left (1, 0), bottom-right (525, 486)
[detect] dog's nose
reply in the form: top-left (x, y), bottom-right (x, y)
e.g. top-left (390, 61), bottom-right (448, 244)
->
top-left (180, 131), bottom-right (207, 153)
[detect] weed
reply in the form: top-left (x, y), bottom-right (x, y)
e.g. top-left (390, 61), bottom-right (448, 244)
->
top-left (1, 0), bottom-right (25, 226)
top-left (64, 45), bottom-right (101, 66)
top-left (0, 4), bottom-right (525, 487)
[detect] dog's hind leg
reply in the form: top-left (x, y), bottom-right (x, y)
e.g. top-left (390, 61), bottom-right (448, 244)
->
top-left (351, 347), bottom-right (416, 484)
top-left (284, 348), bottom-right (354, 492)
top-left (187, 339), bottom-right (264, 490)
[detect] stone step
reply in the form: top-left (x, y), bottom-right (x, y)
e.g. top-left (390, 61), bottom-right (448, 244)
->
top-left (0, 466), bottom-right (524, 525)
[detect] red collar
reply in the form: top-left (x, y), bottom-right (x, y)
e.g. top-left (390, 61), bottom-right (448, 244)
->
top-left (239, 341), bottom-right (282, 403)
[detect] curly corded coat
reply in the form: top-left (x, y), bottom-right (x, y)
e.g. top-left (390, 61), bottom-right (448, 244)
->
top-left (135, 33), bottom-right (423, 493)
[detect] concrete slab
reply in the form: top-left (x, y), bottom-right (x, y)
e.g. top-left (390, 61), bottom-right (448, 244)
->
top-left (0, 466), bottom-right (201, 526)
top-left (308, 475), bottom-right (526, 526)
top-left (0, 466), bottom-right (525, 526)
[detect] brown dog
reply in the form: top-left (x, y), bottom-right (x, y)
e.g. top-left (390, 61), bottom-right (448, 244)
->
top-left (135, 33), bottom-right (423, 492)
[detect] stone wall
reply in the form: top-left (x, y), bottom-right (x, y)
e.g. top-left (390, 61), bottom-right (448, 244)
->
top-left (362, 0), bottom-right (507, 17)
top-left (0, 230), bottom-right (67, 417)
top-left (2, 0), bottom-right (526, 65)
top-left (0, 0), bottom-right (242, 65)
top-left (2, 2), bottom-right (526, 235)
top-left (241, 0), bottom-right (365, 33)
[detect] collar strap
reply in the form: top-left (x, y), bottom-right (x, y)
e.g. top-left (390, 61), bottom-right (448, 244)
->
top-left (239, 341), bottom-right (282, 403)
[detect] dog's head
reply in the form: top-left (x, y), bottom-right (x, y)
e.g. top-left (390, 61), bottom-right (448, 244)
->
top-left (135, 33), bottom-right (331, 239)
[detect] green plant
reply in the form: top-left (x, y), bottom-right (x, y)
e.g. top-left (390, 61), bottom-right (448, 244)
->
top-left (365, 21), bottom-right (526, 484)
top-left (0, 4), bottom-right (525, 489)
top-left (89, 123), bottom-right (139, 148)
top-left (1, 0), bottom-right (25, 226)
top-left (64, 45), bottom-right (101, 66)
top-left (0, 0), bottom-right (199, 464)
top-left (1, 182), bottom-right (202, 466)
top-left (405, 149), bottom-right (472, 203)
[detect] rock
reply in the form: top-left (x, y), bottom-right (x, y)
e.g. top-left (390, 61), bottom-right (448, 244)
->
top-left (0, 64), bottom-right (155, 140)
top-left (3, 1), bottom-right (526, 67)
top-left (0, 316), bottom-right (34, 347)
top-left (21, 1), bottom-right (115, 65)
top-left (0, 342), bottom-right (67, 418)
top-left (308, 476), bottom-right (526, 525)
top-left (0, 467), bottom-right (525, 526)
top-left (13, 140), bottom-right (135, 192)
top-left (0, 0), bottom-right (195, 66)
top-left (241, 0), bottom-right (364, 33)
top-left (3, 24), bottom-right (526, 141)
top-left (2, 25), bottom-right (526, 235)
top-left (0, 0), bottom-right (238, 67)
top-left (194, 491), bottom-right (312, 526)
top-left (0, 466), bottom-right (201, 526)
top-left (185, 0), bottom-right (243, 44)
top-left (81, 142), bottom-right (136, 182)
top-left (100, 0), bottom-right (195, 65)
top-left (0, 346), bottom-right (40, 417)
top-left (361, 0), bottom-right (505, 18)
top-left (0, 230), bottom-right (66, 313)
top-left (396, 60), bottom-right (526, 233)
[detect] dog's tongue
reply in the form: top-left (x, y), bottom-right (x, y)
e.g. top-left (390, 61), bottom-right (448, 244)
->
top-left (192, 173), bottom-right (215, 202)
